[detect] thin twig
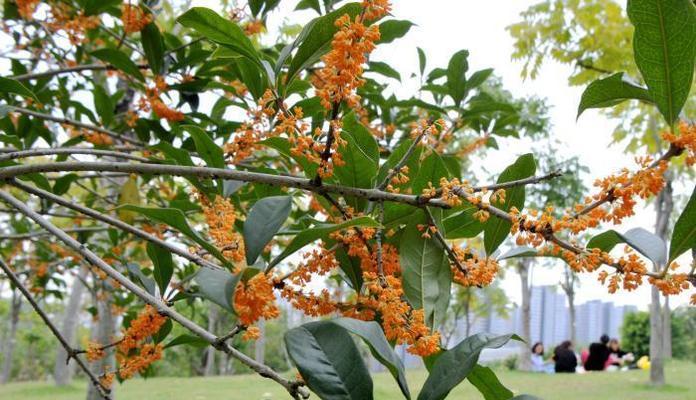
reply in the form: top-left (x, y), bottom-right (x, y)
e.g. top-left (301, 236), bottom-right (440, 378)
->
top-left (0, 258), bottom-right (113, 399)
top-left (10, 179), bottom-right (224, 272)
top-left (7, 106), bottom-right (144, 147)
top-left (10, 63), bottom-right (148, 81)
top-left (0, 147), bottom-right (152, 163)
top-left (0, 226), bottom-right (108, 240)
top-left (424, 207), bottom-right (467, 275)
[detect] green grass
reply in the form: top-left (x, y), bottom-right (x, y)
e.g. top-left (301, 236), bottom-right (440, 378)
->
top-left (1, 360), bottom-right (694, 400)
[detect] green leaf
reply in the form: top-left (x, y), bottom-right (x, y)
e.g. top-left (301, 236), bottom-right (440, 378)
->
top-left (91, 49), bottom-right (145, 81)
top-left (577, 73), bottom-right (653, 118)
top-left (243, 195), bottom-right (293, 265)
top-left (669, 186), bottom-right (696, 262)
top-left (141, 22), bottom-right (165, 75)
top-left (498, 246), bottom-right (539, 260)
top-left (484, 154), bottom-right (536, 255)
top-left (333, 113), bottom-right (379, 210)
top-left (126, 263), bottom-right (156, 295)
top-left (177, 7), bottom-right (262, 67)
top-left (377, 20), bottom-right (414, 44)
top-left (52, 173), bottom-right (78, 196)
top-left (467, 364), bottom-right (513, 400)
top-left (368, 61), bottom-right (401, 81)
top-left (443, 204), bottom-right (484, 239)
top-left (194, 267), bottom-right (238, 312)
top-left (286, 3), bottom-right (363, 86)
top-left (627, 0), bottom-right (696, 124)
top-left (183, 125), bottom-right (225, 169)
top-left (296, 0), bottom-right (321, 13)
top-left (146, 242), bottom-right (174, 295)
top-left (465, 68), bottom-right (494, 93)
top-left (93, 86), bottom-right (114, 126)
top-left (446, 50), bottom-right (469, 106)
top-left (120, 205), bottom-right (230, 267)
top-left (417, 333), bottom-right (520, 400)
top-left (587, 227), bottom-right (667, 266)
top-left (0, 77), bottom-right (39, 101)
top-left (285, 321), bottom-right (373, 400)
top-left (331, 318), bottom-right (410, 399)
top-left (0, 77), bottom-right (38, 101)
top-left (399, 221), bottom-right (451, 328)
top-left (164, 334), bottom-right (209, 349)
top-left (418, 47), bottom-right (426, 76)
top-left (269, 216), bottom-right (379, 268)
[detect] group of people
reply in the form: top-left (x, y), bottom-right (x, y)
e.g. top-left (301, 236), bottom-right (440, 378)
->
top-left (530, 334), bottom-right (635, 374)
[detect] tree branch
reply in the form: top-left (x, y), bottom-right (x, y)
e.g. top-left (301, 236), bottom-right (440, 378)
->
top-left (10, 63), bottom-right (148, 81)
top-left (0, 190), bottom-right (309, 400)
top-left (10, 179), bottom-right (225, 273)
top-left (0, 147), bottom-right (152, 163)
top-left (7, 106), bottom-right (143, 147)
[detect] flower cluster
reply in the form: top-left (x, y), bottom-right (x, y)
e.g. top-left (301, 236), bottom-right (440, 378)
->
top-left (662, 121), bottom-right (696, 166)
top-left (121, 4), bottom-right (152, 34)
top-left (233, 273), bottom-right (280, 326)
top-left (16, 0), bottom-right (39, 19)
top-left (451, 247), bottom-right (499, 287)
top-left (138, 77), bottom-right (185, 123)
top-left (201, 195), bottom-right (245, 264)
top-left (223, 90), bottom-right (276, 164)
top-left (45, 3), bottom-right (100, 44)
top-left (313, 10), bottom-right (381, 110)
top-left (116, 305), bottom-right (167, 379)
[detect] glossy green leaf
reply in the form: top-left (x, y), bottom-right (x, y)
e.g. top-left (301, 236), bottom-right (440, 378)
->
top-left (498, 246), bottom-right (539, 260)
top-left (587, 227), bottom-right (666, 266)
top-left (146, 242), bottom-right (174, 295)
top-left (285, 321), bottom-right (373, 400)
top-left (269, 216), bottom-right (379, 268)
top-left (183, 125), bottom-right (225, 169)
top-left (577, 73), bottom-right (653, 118)
top-left (91, 49), bottom-right (144, 81)
top-left (668, 186), bottom-right (696, 263)
top-left (141, 22), bottom-right (165, 75)
top-left (286, 3), bottom-right (363, 85)
top-left (93, 86), bottom-right (114, 126)
top-left (418, 333), bottom-right (521, 400)
top-left (468, 364), bottom-right (514, 400)
top-left (333, 113), bottom-right (379, 210)
top-left (52, 173), bottom-right (78, 196)
top-left (177, 8), bottom-right (262, 67)
top-left (446, 50), bottom-right (469, 106)
top-left (164, 334), bottom-right (209, 349)
top-left (331, 318), bottom-right (410, 399)
top-left (484, 154), bottom-right (536, 255)
top-left (120, 205), bottom-right (230, 267)
top-left (443, 205), bottom-right (484, 239)
top-left (194, 267), bottom-right (238, 312)
top-left (377, 20), bottom-right (414, 44)
top-left (0, 77), bottom-right (38, 101)
top-left (400, 221), bottom-right (451, 328)
top-left (627, 0), bottom-right (696, 124)
top-left (243, 195), bottom-right (292, 265)
top-left (368, 61), bottom-right (401, 81)
top-left (126, 263), bottom-right (156, 295)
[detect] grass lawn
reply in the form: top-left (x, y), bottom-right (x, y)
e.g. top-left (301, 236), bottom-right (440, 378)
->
top-left (1, 360), bottom-right (694, 400)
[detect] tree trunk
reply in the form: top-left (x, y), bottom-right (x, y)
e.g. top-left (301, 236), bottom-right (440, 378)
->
top-left (203, 305), bottom-right (218, 376)
top-left (662, 296), bottom-right (671, 358)
top-left (255, 319), bottom-right (266, 364)
top-left (0, 289), bottom-right (22, 383)
top-left (649, 174), bottom-right (672, 386)
top-left (55, 267), bottom-right (88, 386)
top-left (517, 259), bottom-right (532, 371)
top-left (86, 290), bottom-right (116, 400)
top-left (463, 289), bottom-right (471, 337)
top-left (560, 266), bottom-right (577, 345)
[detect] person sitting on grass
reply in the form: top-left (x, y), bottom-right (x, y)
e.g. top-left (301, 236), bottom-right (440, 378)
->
top-left (553, 341), bottom-right (578, 373)
top-left (606, 338), bottom-right (635, 370)
top-left (584, 334), bottom-right (611, 371)
top-left (530, 342), bottom-right (554, 373)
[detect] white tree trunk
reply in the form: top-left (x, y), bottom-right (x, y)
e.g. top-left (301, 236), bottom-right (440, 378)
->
top-left (518, 260), bottom-right (532, 371)
top-left (203, 306), bottom-right (218, 376)
top-left (0, 289), bottom-right (22, 383)
top-left (662, 296), bottom-right (671, 358)
top-left (86, 290), bottom-right (116, 400)
top-left (54, 267), bottom-right (88, 386)
top-left (649, 175), bottom-right (672, 386)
